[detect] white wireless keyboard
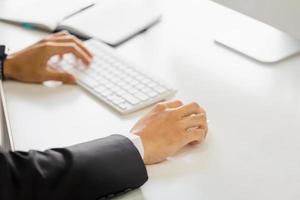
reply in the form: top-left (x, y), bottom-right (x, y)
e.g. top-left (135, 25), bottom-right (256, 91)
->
top-left (53, 39), bottom-right (176, 114)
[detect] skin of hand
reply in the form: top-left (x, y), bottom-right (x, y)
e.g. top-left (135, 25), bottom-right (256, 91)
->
top-left (3, 31), bottom-right (93, 84)
top-left (131, 100), bottom-right (208, 165)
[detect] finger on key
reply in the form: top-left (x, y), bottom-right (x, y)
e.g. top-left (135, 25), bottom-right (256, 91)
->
top-left (42, 42), bottom-right (91, 65)
top-left (48, 35), bottom-right (92, 59)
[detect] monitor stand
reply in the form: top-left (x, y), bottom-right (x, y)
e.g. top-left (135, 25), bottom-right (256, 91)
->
top-left (215, 16), bottom-right (300, 63)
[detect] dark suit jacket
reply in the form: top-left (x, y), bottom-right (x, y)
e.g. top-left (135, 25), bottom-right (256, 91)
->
top-left (0, 134), bottom-right (148, 200)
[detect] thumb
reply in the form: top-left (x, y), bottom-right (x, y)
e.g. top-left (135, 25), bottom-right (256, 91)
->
top-left (43, 70), bottom-right (76, 84)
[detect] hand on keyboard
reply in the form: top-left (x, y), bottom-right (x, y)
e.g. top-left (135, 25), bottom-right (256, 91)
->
top-left (4, 31), bottom-right (92, 84)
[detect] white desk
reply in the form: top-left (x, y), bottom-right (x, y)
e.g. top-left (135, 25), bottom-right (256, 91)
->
top-left (1, 0), bottom-right (300, 199)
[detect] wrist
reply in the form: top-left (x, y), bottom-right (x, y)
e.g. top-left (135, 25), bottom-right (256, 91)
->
top-left (138, 133), bottom-right (153, 165)
top-left (3, 55), bottom-right (15, 79)
top-left (131, 130), bottom-right (148, 164)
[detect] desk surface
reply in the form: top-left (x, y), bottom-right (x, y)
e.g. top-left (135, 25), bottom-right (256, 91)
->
top-left (1, 0), bottom-right (300, 199)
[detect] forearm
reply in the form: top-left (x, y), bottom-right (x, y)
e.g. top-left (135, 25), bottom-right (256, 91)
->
top-left (0, 135), bottom-right (148, 200)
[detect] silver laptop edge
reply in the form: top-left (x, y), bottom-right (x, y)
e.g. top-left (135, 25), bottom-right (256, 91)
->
top-left (0, 81), bottom-right (15, 151)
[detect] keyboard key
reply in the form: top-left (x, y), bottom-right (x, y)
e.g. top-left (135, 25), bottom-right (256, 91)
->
top-left (148, 91), bottom-right (158, 98)
top-left (115, 89), bottom-right (127, 96)
top-left (147, 81), bottom-right (158, 88)
top-left (104, 82), bottom-right (114, 89)
top-left (134, 92), bottom-right (148, 101)
top-left (129, 80), bottom-right (139, 85)
top-left (110, 77), bottom-right (121, 84)
top-left (117, 102), bottom-right (132, 110)
top-left (100, 89), bottom-right (113, 97)
top-left (98, 78), bottom-right (110, 86)
top-left (141, 87), bottom-right (152, 94)
top-left (110, 85), bottom-right (122, 93)
top-left (135, 83), bottom-right (146, 90)
top-left (107, 94), bottom-right (125, 104)
top-left (122, 84), bottom-right (132, 90)
top-left (116, 80), bottom-right (127, 87)
top-left (59, 60), bottom-right (74, 70)
top-left (124, 77), bottom-right (134, 83)
top-left (123, 93), bottom-right (140, 105)
top-left (89, 72), bottom-right (100, 79)
top-left (128, 88), bottom-right (138, 94)
top-left (76, 65), bottom-right (87, 71)
top-left (93, 74), bottom-right (104, 81)
top-left (142, 78), bottom-right (152, 84)
top-left (79, 77), bottom-right (99, 87)
top-left (155, 86), bottom-right (168, 94)
top-left (135, 75), bottom-right (145, 81)
top-left (94, 86), bottom-right (107, 93)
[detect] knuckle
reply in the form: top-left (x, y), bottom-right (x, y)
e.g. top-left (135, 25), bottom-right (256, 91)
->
top-left (176, 101), bottom-right (184, 106)
top-left (201, 129), bottom-right (207, 138)
top-left (68, 43), bottom-right (78, 51)
top-left (193, 130), bottom-right (202, 139)
top-left (155, 103), bottom-right (167, 110)
top-left (66, 35), bottom-right (76, 40)
top-left (61, 30), bottom-right (69, 34)
top-left (191, 102), bottom-right (200, 108)
top-left (70, 35), bottom-right (78, 40)
top-left (41, 42), bottom-right (50, 47)
top-left (174, 99), bottom-right (183, 104)
top-left (194, 115), bottom-right (202, 122)
top-left (39, 42), bottom-right (52, 50)
top-left (200, 114), bottom-right (207, 120)
top-left (69, 43), bottom-right (77, 48)
top-left (45, 41), bottom-right (53, 46)
top-left (169, 109), bottom-right (180, 118)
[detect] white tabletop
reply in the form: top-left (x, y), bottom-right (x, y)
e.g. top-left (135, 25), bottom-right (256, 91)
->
top-left (1, 0), bottom-right (300, 199)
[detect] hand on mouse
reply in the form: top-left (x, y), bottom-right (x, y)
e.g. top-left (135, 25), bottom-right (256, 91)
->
top-left (4, 31), bottom-right (92, 84)
top-left (131, 100), bottom-right (208, 165)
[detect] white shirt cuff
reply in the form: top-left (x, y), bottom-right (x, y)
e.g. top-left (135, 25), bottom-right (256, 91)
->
top-left (123, 134), bottom-right (144, 159)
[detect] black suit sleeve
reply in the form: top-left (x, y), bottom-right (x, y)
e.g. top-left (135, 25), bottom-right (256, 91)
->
top-left (0, 134), bottom-right (148, 200)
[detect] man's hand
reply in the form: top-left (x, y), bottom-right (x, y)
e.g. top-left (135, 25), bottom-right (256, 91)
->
top-left (4, 31), bottom-right (92, 84)
top-left (131, 100), bottom-right (208, 165)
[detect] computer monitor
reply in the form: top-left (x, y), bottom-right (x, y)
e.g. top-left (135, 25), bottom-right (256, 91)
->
top-left (211, 0), bottom-right (300, 63)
